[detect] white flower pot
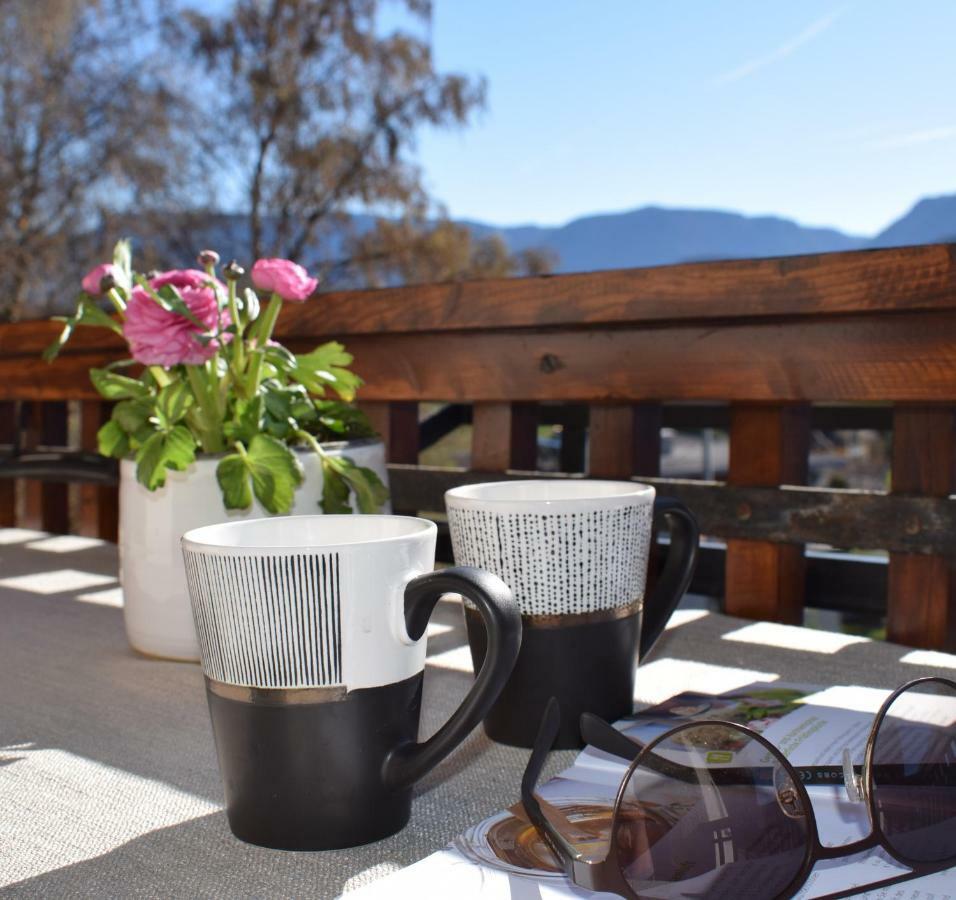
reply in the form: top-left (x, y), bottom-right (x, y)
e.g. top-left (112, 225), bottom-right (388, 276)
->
top-left (119, 438), bottom-right (389, 662)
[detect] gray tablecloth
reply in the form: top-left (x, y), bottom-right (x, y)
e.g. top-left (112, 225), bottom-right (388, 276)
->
top-left (1, 528), bottom-right (954, 899)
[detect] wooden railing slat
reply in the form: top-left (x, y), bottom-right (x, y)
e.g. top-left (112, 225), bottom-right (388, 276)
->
top-left (471, 402), bottom-right (513, 471)
top-left (0, 401), bottom-right (14, 527)
top-left (887, 407), bottom-right (956, 649)
top-left (725, 404), bottom-right (811, 624)
top-left (40, 402), bottom-right (70, 535)
top-left (79, 400), bottom-right (118, 541)
top-left (588, 404), bottom-right (635, 478)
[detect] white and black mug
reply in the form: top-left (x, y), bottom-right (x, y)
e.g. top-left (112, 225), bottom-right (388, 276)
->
top-left (181, 515), bottom-right (520, 850)
top-left (446, 480), bottom-right (698, 749)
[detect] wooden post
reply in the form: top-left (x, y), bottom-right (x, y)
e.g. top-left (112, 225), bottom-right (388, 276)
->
top-left (725, 403), bottom-right (811, 623)
top-left (79, 400), bottom-right (118, 542)
top-left (471, 402), bottom-right (513, 471)
top-left (0, 401), bottom-right (14, 527)
top-left (510, 402), bottom-right (539, 471)
top-left (887, 406), bottom-right (956, 649)
top-left (40, 402), bottom-right (70, 534)
top-left (358, 400), bottom-right (419, 465)
top-left (588, 403), bottom-right (661, 479)
top-left (20, 403), bottom-right (42, 530)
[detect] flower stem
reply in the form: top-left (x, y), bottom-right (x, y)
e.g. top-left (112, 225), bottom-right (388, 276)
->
top-left (149, 366), bottom-right (172, 387)
top-left (106, 288), bottom-right (127, 317)
top-left (186, 365), bottom-right (224, 453)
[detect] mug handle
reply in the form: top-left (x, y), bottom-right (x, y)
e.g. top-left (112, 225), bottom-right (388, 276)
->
top-left (382, 566), bottom-right (521, 790)
top-left (639, 498), bottom-right (700, 659)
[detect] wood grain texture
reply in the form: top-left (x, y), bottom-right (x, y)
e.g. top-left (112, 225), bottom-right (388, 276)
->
top-left (509, 403), bottom-right (539, 471)
top-left (386, 465), bottom-right (956, 554)
top-left (79, 400), bottom-right (118, 541)
top-left (725, 404), bottom-right (811, 624)
top-left (9, 310), bottom-right (956, 406)
top-left (0, 401), bottom-right (14, 526)
top-left (387, 402), bottom-right (419, 465)
top-left (588, 404), bottom-right (635, 478)
top-left (471, 403), bottom-right (513, 471)
top-left (887, 406), bottom-right (956, 649)
top-left (40, 402), bottom-right (70, 534)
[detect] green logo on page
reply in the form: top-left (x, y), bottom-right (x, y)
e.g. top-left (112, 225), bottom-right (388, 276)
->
top-left (706, 751), bottom-right (733, 764)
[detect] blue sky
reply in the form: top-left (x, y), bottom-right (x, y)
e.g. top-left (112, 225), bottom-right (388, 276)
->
top-left (412, 1), bottom-right (956, 235)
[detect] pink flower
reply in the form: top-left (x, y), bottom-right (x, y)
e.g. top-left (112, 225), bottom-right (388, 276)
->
top-left (251, 258), bottom-right (318, 302)
top-left (82, 263), bottom-right (121, 295)
top-left (123, 269), bottom-right (231, 367)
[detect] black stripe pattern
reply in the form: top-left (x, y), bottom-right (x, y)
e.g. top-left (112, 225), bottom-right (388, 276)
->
top-left (182, 550), bottom-right (343, 688)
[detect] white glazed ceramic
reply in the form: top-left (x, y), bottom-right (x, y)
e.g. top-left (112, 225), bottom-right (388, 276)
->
top-left (445, 479), bottom-right (655, 617)
top-left (120, 438), bottom-right (388, 662)
top-left (181, 515), bottom-right (436, 690)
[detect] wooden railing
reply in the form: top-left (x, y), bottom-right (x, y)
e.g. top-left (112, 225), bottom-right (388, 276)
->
top-left (2, 243), bottom-right (955, 648)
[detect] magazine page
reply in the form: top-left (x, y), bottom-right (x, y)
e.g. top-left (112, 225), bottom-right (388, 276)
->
top-left (348, 683), bottom-right (956, 900)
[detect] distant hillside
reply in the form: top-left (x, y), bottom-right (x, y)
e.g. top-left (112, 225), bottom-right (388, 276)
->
top-left (144, 193), bottom-right (956, 279)
top-left (868, 195), bottom-right (956, 248)
top-left (467, 206), bottom-right (866, 273)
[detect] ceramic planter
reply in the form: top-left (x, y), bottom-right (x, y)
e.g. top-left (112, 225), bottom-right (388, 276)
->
top-left (119, 438), bottom-right (389, 662)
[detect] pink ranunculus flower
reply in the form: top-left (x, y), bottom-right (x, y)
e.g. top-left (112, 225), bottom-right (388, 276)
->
top-left (251, 258), bottom-right (319, 302)
top-left (122, 269), bottom-right (231, 367)
top-left (81, 263), bottom-right (121, 295)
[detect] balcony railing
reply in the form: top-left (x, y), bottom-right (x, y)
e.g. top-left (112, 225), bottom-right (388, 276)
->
top-left (2, 243), bottom-right (955, 648)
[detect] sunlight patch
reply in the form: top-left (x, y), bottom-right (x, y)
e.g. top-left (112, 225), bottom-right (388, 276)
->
top-left (900, 648), bottom-right (956, 670)
top-left (25, 535), bottom-right (106, 554)
top-left (75, 587), bottom-right (124, 608)
top-left (0, 528), bottom-right (47, 545)
top-left (426, 645), bottom-right (473, 673)
top-left (665, 609), bottom-right (710, 630)
top-left (722, 621), bottom-right (868, 654)
top-left (0, 745), bottom-right (217, 886)
top-left (0, 569), bottom-right (116, 596)
top-left (634, 658), bottom-right (778, 706)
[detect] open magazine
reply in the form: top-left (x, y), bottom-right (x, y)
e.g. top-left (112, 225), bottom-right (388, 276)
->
top-left (351, 682), bottom-right (956, 899)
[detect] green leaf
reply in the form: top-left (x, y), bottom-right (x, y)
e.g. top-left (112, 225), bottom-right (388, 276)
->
top-left (112, 399), bottom-right (153, 434)
top-left (223, 396), bottom-right (264, 445)
top-left (338, 457), bottom-right (389, 513)
top-left (291, 341), bottom-right (362, 401)
top-left (134, 425), bottom-right (196, 490)
top-left (155, 381), bottom-right (194, 429)
top-left (112, 239), bottom-right (133, 292)
top-left (216, 454), bottom-right (254, 510)
top-left (90, 367), bottom-right (150, 400)
top-left (246, 434), bottom-right (303, 514)
top-left (43, 296), bottom-right (122, 361)
top-left (322, 454), bottom-right (389, 514)
top-left (264, 343), bottom-right (296, 371)
top-left (97, 420), bottom-right (130, 458)
top-left (320, 457), bottom-right (352, 514)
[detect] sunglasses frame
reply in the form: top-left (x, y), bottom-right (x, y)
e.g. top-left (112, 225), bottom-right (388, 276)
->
top-left (521, 676), bottom-right (956, 900)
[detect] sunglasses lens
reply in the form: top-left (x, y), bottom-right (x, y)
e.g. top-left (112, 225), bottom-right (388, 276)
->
top-left (872, 678), bottom-right (956, 863)
top-left (613, 723), bottom-right (810, 899)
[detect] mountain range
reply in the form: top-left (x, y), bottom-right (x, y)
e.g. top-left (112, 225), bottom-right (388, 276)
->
top-left (471, 193), bottom-right (956, 273)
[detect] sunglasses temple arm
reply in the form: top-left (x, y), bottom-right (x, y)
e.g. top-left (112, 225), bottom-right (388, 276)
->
top-left (579, 712), bottom-right (644, 762)
top-left (521, 699), bottom-right (591, 876)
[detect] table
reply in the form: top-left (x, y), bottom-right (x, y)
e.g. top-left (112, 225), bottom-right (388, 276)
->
top-left (2, 528), bottom-right (955, 899)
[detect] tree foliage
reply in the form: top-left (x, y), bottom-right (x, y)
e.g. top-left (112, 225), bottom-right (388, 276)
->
top-left (0, 0), bottom-right (207, 320)
top-left (2, 0), bottom-right (554, 319)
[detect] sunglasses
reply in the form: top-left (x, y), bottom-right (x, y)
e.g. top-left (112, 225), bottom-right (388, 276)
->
top-left (520, 677), bottom-right (956, 900)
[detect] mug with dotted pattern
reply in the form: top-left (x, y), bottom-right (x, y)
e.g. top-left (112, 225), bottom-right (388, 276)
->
top-left (446, 480), bottom-right (699, 748)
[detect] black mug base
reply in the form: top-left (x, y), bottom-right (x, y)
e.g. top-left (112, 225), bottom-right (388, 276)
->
top-left (465, 607), bottom-right (639, 749)
top-left (205, 673), bottom-right (423, 850)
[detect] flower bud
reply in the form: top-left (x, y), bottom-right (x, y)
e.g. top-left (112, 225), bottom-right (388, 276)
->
top-left (99, 272), bottom-right (116, 293)
top-left (224, 259), bottom-right (245, 281)
top-left (197, 249), bottom-right (220, 268)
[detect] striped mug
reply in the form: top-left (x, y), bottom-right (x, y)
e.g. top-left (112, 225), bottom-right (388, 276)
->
top-left (181, 514), bottom-right (520, 850)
